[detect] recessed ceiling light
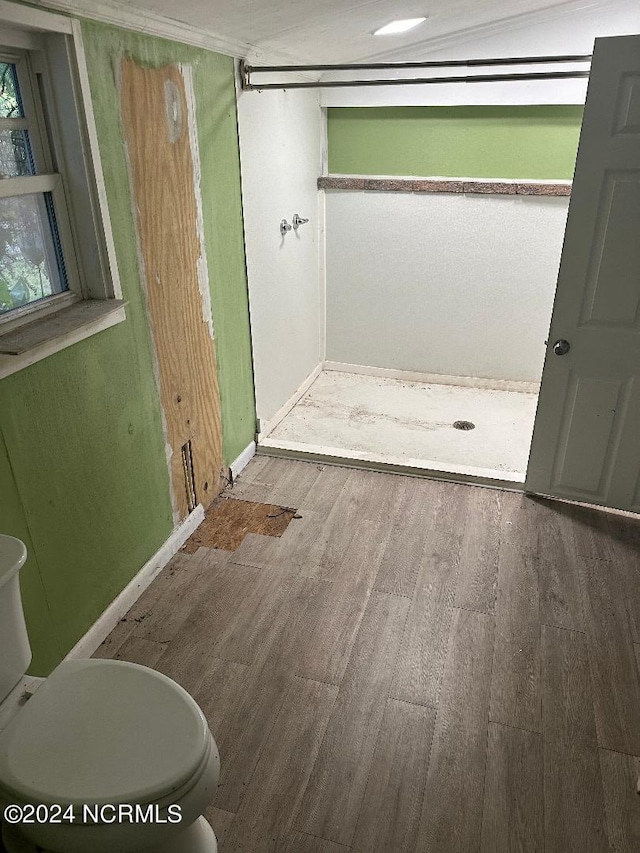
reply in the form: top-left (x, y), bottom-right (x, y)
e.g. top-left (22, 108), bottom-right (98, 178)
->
top-left (373, 17), bottom-right (427, 36)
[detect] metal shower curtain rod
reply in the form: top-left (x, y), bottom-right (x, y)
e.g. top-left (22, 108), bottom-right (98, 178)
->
top-left (240, 54), bottom-right (591, 90)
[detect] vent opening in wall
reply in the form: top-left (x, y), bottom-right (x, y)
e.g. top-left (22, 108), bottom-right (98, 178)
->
top-left (181, 440), bottom-right (197, 512)
top-left (453, 420), bottom-right (476, 431)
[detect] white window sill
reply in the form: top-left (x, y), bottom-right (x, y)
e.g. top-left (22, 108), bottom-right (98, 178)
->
top-left (0, 299), bottom-right (126, 379)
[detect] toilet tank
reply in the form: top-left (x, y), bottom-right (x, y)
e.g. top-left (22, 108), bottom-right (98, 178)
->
top-left (0, 536), bottom-right (32, 703)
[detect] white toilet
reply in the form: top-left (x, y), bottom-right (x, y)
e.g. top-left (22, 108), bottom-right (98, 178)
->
top-left (0, 535), bottom-right (220, 853)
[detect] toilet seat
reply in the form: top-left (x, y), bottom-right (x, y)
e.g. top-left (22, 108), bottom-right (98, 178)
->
top-left (0, 659), bottom-right (211, 808)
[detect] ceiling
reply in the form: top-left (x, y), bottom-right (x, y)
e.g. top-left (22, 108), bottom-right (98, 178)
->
top-left (100, 0), bottom-right (623, 63)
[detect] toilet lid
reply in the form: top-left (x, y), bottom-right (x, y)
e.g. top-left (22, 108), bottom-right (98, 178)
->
top-left (0, 659), bottom-right (210, 807)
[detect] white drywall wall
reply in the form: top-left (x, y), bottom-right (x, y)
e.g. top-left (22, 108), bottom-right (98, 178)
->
top-left (320, 0), bottom-right (640, 106)
top-left (236, 83), bottom-right (323, 425)
top-left (324, 190), bottom-right (569, 383)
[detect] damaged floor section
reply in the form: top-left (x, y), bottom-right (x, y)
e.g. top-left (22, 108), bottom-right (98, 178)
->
top-left (182, 497), bottom-right (299, 553)
top-left (262, 370), bottom-right (538, 482)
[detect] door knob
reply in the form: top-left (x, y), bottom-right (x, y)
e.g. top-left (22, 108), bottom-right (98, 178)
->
top-left (553, 339), bottom-right (571, 356)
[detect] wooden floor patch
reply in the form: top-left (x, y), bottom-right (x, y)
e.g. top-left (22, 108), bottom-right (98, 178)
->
top-left (182, 498), bottom-right (299, 553)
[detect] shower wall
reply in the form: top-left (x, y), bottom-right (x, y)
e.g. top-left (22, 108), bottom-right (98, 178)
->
top-left (324, 188), bottom-right (569, 384)
top-left (236, 84), bottom-right (324, 428)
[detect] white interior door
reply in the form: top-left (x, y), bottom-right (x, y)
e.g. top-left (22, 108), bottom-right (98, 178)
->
top-left (525, 34), bottom-right (640, 511)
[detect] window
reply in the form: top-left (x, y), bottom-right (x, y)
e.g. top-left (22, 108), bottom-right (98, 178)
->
top-left (0, 54), bottom-right (75, 318)
top-left (0, 2), bottom-right (124, 378)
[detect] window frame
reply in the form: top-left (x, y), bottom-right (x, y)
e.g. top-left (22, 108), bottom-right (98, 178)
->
top-left (0, 47), bottom-right (82, 330)
top-left (0, 1), bottom-right (124, 377)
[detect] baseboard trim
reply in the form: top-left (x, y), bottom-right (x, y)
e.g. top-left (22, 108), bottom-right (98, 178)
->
top-left (63, 505), bottom-right (205, 662)
top-left (259, 363), bottom-right (323, 439)
top-left (322, 361), bottom-right (540, 394)
top-left (230, 440), bottom-right (256, 481)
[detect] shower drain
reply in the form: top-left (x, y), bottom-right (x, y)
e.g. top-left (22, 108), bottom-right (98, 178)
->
top-left (453, 420), bottom-right (475, 431)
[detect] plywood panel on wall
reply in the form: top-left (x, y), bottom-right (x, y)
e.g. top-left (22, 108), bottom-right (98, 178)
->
top-left (120, 57), bottom-right (223, 519)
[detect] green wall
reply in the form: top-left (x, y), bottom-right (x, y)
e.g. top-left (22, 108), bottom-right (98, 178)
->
top-left (0, 18), bottom-right (255, 675)
top-left (327, 106), bottom-right (583, 180)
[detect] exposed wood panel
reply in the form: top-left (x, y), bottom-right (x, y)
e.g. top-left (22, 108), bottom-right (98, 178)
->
top-left (296, 592), bottom-right (409, 846)
top-left (351, 699), bottom-right (436, 853)
top-left (541, 625), bottom-right (609, 853)
top-left (490, 542), bottom-right (541, 732)
top-left (455, 486), bottom-right (501, 614)
top-left (599, 749), bottom-right (640, 853)
top-left (120, 58), bottom-right (222, 518)
top-left (414, 607), bottom-right (494, 853)
top-left (222, 676), bottom-right (338, 853)
top-left (182, 497), bottom-right (296, 553)
top-left (480, 722), bottom-right (544, 853)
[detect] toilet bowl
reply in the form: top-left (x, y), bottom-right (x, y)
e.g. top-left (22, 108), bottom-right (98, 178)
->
top-left (0, 536), bottom-right (219, 853)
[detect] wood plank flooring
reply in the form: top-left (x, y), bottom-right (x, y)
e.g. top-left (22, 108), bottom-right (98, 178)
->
top-left (95, 457), bottom-right (640, 853)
